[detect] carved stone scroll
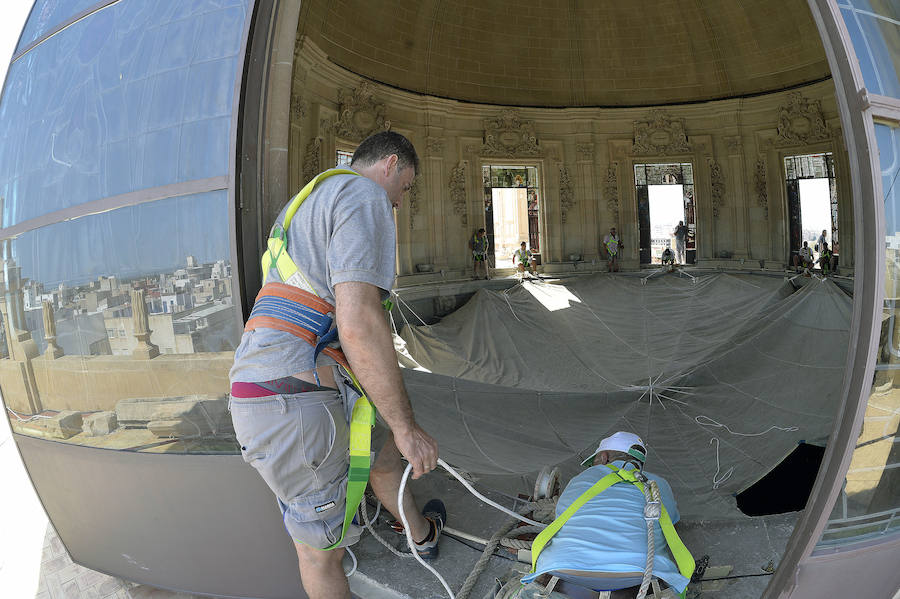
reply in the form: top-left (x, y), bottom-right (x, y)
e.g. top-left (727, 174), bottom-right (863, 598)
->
top-left (426, 137), bottom-right (445, 156)
top-left (755, 157), bottom-right (769, 220)
top-left (605, 162), bottom-right (619, 222)
top-left (632, 110), bottom-right (691, 155)
top-left (709, 159), bottom-right (725, 218)
top-left (449, 162), bottom-right (468, 227)
top-left (559, 166), bottom-right (575, 224)
top-left (775, 92), bottom-right (830, 146)
top-left (481, 110), bottom-right (540, 157)
top-left (334, 81), bottom-right (391, 142)
top-left (408, 175), bottom-right (421, 230)
top-left (576, 143), bottom-right (594, 162)
top-left (302, 138), bottom-right (322, 184)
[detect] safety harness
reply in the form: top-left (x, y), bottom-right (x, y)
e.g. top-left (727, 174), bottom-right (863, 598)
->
top-left (530, 464), bottom-right (695, 594)
top-left (245, 168), bottom-right (375, 551)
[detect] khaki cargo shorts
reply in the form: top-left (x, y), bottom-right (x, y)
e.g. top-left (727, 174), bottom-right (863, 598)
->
top-left (229, 390), bottom-right (363, 549)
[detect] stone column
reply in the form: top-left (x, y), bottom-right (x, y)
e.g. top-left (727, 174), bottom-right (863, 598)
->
top-left (130, 289), bottom-right (159, 359)
top-left (41, 300), bottom-right (63, 359)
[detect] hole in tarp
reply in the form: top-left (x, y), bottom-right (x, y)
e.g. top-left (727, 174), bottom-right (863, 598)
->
top-left (736, 443), bottom-right (826, 516)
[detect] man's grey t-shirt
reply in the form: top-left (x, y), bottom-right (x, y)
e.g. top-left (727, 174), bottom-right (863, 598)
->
top-left (230, 168), bottom-right (396, 384)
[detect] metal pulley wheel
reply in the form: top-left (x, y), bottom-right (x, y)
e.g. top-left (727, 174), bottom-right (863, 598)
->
top-left (533, 466), bottom-right (560, 500)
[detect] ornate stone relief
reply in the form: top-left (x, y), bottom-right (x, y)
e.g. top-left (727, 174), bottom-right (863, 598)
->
top-left (775, 92), bottom-right (830, 146)
top-left (481, 109), bottom-right (540, 157)
top-left (426, 136), bottom-right (445, 156)
top-left (290, 95), bottom-right (308, 122)
top-left (559, 166), bottom-right (575, 224)
top-left (448, 162), bottom-right (468, 227)
top-left (576, 143), bottom-right (594, 162)
top-left (302, 138), bottom-right (322, 185)
top-left (725, 135), bottom-right (742, 154)
top-left (605, 163), bottom-right (619, 222)
top-left (632, 109), bottom-right (691, 155)
top-left (755, 157), bottom-right (769, 220)
top-left (709, 159), bottom-right (726, 218)
top-left (408, 175), bottom-right (421, 230)
top-left (334, 81), bottom-right (391, 142)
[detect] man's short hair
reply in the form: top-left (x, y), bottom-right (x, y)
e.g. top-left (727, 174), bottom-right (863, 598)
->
top-left (478, 228), bottom-right (486, 234)
top-left (351, 131), bottom-right (419, 175)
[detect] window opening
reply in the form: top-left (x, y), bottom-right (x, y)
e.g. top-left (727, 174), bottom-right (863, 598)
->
top-left (785, 153), bottom-right (837, 269)
top-left (482, 165), bottom-right (541, 269)
top-left (635, 163), bottom-right (695, 265)
top-left (336, 149), bottom-right (353, 167)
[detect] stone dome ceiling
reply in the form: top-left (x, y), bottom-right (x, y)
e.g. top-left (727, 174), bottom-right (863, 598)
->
top-left (299, 0), bottom-right (831, 107)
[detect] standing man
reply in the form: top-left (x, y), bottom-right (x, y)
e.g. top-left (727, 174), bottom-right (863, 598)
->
top-left (471, 228), bottom-right (490, 280)
top-left (513, 241), bottom-right (535, 280)
top-left (229, 132), bottom-right (442, 599)
top-left (603, 227), bottom-right (623, 272)
top-left (673, 220), bottom-right (687, 265)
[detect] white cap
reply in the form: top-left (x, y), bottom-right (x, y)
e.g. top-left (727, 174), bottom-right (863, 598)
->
top-left (580, 431), bottom-right (647, 466)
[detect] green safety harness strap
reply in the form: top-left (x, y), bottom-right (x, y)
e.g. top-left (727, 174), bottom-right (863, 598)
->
top-left (253, 168), bottom-right (377, 551)
top-left (530, 464), bottom-right (695, 583)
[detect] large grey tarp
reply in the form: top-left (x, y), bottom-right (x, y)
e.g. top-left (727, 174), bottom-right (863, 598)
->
top-left (397, 273), bottom-right (851, 519)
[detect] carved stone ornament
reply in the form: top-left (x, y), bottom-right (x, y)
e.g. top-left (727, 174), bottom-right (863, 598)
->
top-left (605, 162), bottom-right (619, 222)
top-left (302, 138), bottom-right (322, 184)
top-left (559, 166), bottom-right (575, 224)
top-left (755, 157), bottom-right (769, 220)
top-left (725, 135), bottom-right (742, 154)
top-left (709, 159), bottom-right (726, 218)
top-left (775, 92), bottom-right (830, 146)
top-left (576, 143), bottom-right (594, 162)
top-left (426, 136), bottom-right (445, 156)
top-left (481, 109), bottom-right (540, 157)
top-left (290, 94), bottom-right (308, 122)
top-left (448, 162), bottom-right (468, 227)
top-left (408, 175), bottom-right (421, 230)
top-left (334, 81), bottom-right (391, 142)
top-left (632, 109), bottom-right (691, 155)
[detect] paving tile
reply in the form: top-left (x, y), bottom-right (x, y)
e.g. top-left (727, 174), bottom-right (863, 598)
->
top-left (40, 554), bottom-right (68, 574)
top-left (96, 576), bottom-right (126, 596)
top-left (54, 562), bottom-right (82, 584)
top-left (77, 568), bottom-right (110, 590)
top-left (61, 578), bottom-right (81, 597)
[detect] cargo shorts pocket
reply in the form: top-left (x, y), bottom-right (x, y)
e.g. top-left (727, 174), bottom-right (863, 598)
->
top-left (280, 487), bottom-right (347, 549)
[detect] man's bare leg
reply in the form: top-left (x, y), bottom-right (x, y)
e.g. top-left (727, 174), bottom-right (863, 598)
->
top-left (295, 543), bottom-right (350, 599)
top-left (369, 434), bottom-right (430, 542)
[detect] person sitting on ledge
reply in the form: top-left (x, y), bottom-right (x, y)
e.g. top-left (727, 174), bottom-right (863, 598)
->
top-left (793, 241), bottom-right (814, 273)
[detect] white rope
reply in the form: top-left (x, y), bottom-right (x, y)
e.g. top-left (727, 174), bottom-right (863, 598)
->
top-left (637, 479), bottom-right (662, 599)
top-left (344, 546), bottom-right (358, 577)
top-left (695, 415), bottom-right (798, 437)
top-left (709, 438), bottom-right (734, 490)
top-left (391, 290), bottom-right (432, 328)
top-left (6, 406), bottom-right (52, 422)
top-left (398, 459), bottom-right (548, 599)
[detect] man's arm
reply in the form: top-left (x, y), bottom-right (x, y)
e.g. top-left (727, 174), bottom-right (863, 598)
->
top-left (334, 280), bottom-right (438, 479)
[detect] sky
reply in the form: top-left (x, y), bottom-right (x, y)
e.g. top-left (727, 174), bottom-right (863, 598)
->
top-left (0, 1), bottom-right (32, 93)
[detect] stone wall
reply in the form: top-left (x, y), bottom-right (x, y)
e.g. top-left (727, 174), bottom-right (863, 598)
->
top-left (282, 39), bottom-right (852, 282)
top-left (26, 353), bottom-right (232, 413)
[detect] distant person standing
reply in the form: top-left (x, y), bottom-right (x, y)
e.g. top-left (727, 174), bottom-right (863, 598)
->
top-left (470, 228), bottom-right (489, 280)
top-left (603, 227), bottom-right (623, 272)
top-left (817, 229), bottom-right (828, 254)
top-left (673, 221), bottom-right (687, 264)
top-left (513, 241), bottom-right (535, 280)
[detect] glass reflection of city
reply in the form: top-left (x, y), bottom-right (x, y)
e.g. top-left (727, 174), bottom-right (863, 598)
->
top-left (2, 243), bottom-right (239, 454)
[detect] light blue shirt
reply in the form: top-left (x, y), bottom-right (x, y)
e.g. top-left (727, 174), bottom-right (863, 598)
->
top-left (521, 461), bottom-right (689, 593)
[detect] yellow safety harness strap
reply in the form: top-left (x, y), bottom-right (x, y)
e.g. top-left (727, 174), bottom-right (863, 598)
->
top-left (261, 168), bottom-right (359, 289)
top-left (253, 167), bottom-right (374, 551)
top-left (530, 465), bottom-right (695, 582)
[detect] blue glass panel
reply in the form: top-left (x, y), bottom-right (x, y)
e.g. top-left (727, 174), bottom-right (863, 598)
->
top-left (1, 191), bottom-right (239, 452)
top-left (0, 0), bottom-right (249, 228)
top-left (15, 0), bottom-right (102, 54)
top-left (818, 123), bottom-right (900, 547)
top-left (839, 3), bottom-right (900, 98)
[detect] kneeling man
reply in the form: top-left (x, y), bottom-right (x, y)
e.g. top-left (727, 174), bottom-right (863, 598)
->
top-left (523, 432), bottom-right (694, 596)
